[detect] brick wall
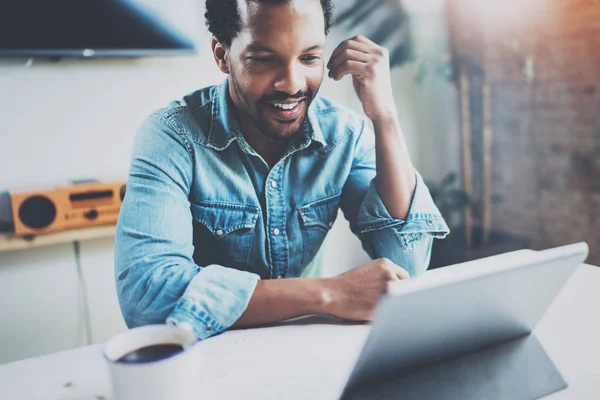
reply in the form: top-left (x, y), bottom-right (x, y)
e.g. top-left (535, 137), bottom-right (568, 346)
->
top-left (448, 0), bottom-right (600, 264)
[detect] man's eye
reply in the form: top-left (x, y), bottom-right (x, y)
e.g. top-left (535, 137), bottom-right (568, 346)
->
top-left (250, 56), bottom-right (276, 63)
top-left (301, 55), bottom-right (321, 62)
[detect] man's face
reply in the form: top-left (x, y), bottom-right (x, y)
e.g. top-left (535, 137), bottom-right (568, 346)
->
top-left (225, 0), bottom-right (326, 141)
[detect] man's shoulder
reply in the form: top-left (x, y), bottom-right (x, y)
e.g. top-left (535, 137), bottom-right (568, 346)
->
top-left (145, 84), bottom-right (217, 142)
top-left (157, 85), bottom-right (215, 117)
top-left (310, 96), bottom-right (367, 143)
top-left (311, 95), bottom-right (364, 121)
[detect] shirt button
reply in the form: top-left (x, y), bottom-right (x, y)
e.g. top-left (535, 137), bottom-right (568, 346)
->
top-left (273, 228), bottom-right (280, 236)
top-left (328, 221), bottom-right (333, 228)
top-left (426, 219), bottom-right (433, 226)
top-left (276, 275), bottom-right (282, 279)
top-left (271, 181), bottom-right (277, 188)
top-left (206, 324), bottom-right (212, 332)
top-left (216, 229), bottom-right (224, 237)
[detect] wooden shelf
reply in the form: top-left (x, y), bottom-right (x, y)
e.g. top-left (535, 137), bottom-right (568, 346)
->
top-left (0, 225), bottom-right (116, 253)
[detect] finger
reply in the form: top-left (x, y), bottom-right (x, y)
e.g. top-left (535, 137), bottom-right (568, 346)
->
top-left (353, 34), bottom-right (378, 47)
top-left (330, 59), bottom-right (368, 81)
top-left (395, 266), bottom-right (410, 280)
top-left (328, 40), bottom-right (371, 69)
top-left (327, 49), bottom-right (370, 77)
top-left (383, 262), bottom-right (410, 280)
top-left (327, 39), bottom-right (372, 69)
top-left (350, 35), bottom-right (389, 62)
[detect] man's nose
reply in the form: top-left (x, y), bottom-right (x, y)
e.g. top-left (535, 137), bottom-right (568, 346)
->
top-left (274, 63), bottom-right (305, 96)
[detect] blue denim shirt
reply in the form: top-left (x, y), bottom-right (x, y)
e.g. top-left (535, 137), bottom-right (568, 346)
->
top-left (115, 78), bottom-right (449, 340)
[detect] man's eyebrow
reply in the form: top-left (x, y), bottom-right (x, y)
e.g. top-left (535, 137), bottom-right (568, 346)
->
top-left (246, 43), bottom-right (276, 53)
top-left (245, 44), bottom-right (324, 53)
top-left (302, 45), bottom-right (324, 52)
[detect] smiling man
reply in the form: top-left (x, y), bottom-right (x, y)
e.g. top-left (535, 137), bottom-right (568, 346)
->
top-left (115, 0), bottom-right (449, 339)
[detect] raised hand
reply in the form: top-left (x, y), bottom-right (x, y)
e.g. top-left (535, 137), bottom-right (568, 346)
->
top-left (327, 35), bottom-right (396, 122)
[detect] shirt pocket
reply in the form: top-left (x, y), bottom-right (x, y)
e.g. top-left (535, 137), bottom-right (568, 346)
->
top-left (190, 201), bottom-right (260, 270)
top-left (298, 193), bottom-right (341, 266)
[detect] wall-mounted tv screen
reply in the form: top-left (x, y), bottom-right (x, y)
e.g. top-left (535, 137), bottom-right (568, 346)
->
top-left (0, 0), bottom-right (198, 57)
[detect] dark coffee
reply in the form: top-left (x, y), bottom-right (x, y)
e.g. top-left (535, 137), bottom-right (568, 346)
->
top-left (117, 344), bottom-right (185, 363)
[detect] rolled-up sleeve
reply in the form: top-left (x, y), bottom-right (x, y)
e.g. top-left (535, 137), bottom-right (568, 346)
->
top-left (115, 113), bottom-right (259, 340)
top-left (340, 120), bottom-right (450, 277)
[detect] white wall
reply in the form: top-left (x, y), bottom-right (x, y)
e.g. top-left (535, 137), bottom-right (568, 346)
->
top-left (0, 3), bottom-right (458, 364)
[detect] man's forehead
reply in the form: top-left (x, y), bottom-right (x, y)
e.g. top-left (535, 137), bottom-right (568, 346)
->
top-left (237, 0), bottom-right (322, 17)
top-left (237, 0), bottom-right (325, 32)
top-left (234, 0), bottom-right (326, 51)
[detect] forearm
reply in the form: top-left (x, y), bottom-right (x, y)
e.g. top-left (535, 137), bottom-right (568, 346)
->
top-left (373, 114), bottom-right (416, 220)
top-left (232, 278), bottom-right (333, 327)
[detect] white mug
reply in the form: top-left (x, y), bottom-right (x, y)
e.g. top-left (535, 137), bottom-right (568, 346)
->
top-left (103, 324), bottom-right (200, 400)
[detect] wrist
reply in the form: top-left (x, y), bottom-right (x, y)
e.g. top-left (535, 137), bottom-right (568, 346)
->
top-left (312, 277), bottom-right (338, 315)
top-left (371, 111), bottom-right (399, 129)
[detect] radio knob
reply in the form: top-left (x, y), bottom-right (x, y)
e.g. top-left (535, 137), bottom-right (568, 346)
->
top-left (84, 210), bottom-right (99, 220)
top-left (19, 196), bottom-right (57, 229)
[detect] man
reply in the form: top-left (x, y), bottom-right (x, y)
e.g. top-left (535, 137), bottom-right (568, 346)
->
top-left (115, 0), bottom-right (449, 340)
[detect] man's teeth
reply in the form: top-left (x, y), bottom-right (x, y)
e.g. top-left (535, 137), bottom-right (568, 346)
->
top-left (273, 102), bottom-right (298, 110)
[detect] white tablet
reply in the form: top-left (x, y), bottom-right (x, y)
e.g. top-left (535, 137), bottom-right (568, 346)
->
top-left (341, 242), bottom-right (589, 396)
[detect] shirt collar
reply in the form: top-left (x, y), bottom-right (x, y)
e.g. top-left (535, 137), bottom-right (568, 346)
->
top-left (206, 78), bottom-right (240, 151)
top-left (207, 78), bottom-right (327, 151)
top-left (305, 100), bottom-right (327, 147)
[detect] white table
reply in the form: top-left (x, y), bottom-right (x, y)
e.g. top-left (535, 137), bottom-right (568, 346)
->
top-left (2, 265), bottom-right (600, 400)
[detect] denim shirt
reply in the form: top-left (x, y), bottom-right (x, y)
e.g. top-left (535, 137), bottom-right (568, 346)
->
top-left (114, 78), bottom-right (449, 340)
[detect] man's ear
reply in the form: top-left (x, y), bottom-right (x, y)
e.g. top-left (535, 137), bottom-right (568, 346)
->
top-left (212, 37), bottom-right (230, 74)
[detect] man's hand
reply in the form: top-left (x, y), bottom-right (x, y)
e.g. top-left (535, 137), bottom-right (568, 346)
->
top-left (324, 258), bottom-right (410, 321)
top-left (327, 35), bottom-right (396, 122)
top-left (232, 259), bottom-right (409, 328)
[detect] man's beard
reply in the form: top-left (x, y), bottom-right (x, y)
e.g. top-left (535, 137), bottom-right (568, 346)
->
top-left (229, 72), bottom-right (314, 141)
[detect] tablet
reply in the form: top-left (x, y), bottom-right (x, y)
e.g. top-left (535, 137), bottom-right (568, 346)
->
top-left (342, 242), bottom-right (589, 395)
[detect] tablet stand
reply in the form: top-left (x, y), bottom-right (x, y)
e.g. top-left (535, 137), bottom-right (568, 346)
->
top-left (343, 334), bottom-right (567, 400)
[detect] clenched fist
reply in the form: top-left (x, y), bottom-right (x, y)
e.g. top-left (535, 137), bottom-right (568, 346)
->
top-left (324, 258), bottom-right (410, 321)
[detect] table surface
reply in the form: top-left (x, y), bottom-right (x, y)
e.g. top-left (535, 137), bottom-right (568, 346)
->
top-left (2, 264), bottom-right (600, 400)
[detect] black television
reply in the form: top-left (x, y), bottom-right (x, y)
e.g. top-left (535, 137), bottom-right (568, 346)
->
top-left (0, 0), bottom-right (198, 58)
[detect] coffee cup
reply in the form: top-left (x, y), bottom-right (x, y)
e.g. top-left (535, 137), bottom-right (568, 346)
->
top-left (103, 324), bottom-right (199, 400)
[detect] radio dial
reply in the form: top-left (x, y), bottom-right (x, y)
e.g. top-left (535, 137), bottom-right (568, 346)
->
top-left (84, 210), bottom-right (99, 220)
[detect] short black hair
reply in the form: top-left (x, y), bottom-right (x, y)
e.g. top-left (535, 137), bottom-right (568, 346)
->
top-left (205, 0), bottom-right (334, 47)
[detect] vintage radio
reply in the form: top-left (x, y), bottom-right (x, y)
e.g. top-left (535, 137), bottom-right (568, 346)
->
top-left (8, 181), bottom-right (126, 237)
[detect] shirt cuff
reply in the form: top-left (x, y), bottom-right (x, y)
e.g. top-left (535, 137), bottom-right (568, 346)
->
top-left (356, 170), bottom-right (450, 238)
top-left (166, 265), bottom-right (260, 340)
